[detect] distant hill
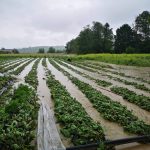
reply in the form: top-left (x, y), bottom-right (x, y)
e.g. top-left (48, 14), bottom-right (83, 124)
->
top-left (18, 46), bottom-right (65, 53)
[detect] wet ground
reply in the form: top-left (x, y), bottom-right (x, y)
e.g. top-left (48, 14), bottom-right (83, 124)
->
top-left (1, 58), bottom-right (150, 150)
top-left (56, 61), bottom-right (150, 125)
top-left (86, 61), bottom-right (150, 81)
top-left (47, 59), bottom-right (132, 140)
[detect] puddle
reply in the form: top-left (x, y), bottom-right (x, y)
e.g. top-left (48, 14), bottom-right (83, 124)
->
top-left (37, 59), bottom-right (65, 150)
top-left (55, 62), bottom-right (150, 125)
top-left (47, 59), bottom-right (132, 140)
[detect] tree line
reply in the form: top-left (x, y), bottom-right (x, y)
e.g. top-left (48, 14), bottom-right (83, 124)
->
top-left (66, 11), bottom-right (150, 54)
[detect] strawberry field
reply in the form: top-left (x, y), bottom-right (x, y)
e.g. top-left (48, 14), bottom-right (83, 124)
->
top-left (0, 56), bottom-right (150, 150)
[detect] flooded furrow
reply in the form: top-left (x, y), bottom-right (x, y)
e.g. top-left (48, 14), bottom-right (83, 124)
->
top-left (55, 62), bottom-right (150, 125)
top-left (76, 62), bottom-right (150, 88)
top-left (46, 59), bottom-right (132, 140)
top-left (8, 58), bottom-right (32, 73)
top-left (0, 59), bottom-right (22, 67)
top-left (86, 61), bottom-right (150, 81)
top-left (3, 58), bottom-right (27, 69)
top-left (37, 59), bottom-right (65, 150)
top-left (62, 61), bottom-right (150, 97)
top-left (13, 59), bottom-right (37, 88)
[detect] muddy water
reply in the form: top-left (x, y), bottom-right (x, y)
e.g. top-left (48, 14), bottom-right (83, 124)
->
top-left (18, 59), bottom-right (37, 80)
top-left (3, 58), bottom-right (27, 69)
top-left (90, 61), bottom-right (150, 81)
top-left (62, 61), bottom-right (150, 97)
top-left (37, 59), bottom-right (51, 106)
top-left (116, 143), bottom-right (150, 150)
top-left (37, 59), bottom-right (65, 150)
top-left (46, 59), bottom-right (133, 140)
top-left (8, 58), bottom-right (32, 73)
top-left (56, 62), bottom-right (150, 125)
top-left (0, 59), bottom-right (21, 67)
top-left (13, 59), bottom-right (36, 88)
top-left (81, 62), bottom-right (150, 88)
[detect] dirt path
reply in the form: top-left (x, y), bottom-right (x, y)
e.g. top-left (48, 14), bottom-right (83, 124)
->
top-left (37, 59), bottom-right (65, 150)
top-left (55, 62), bottom-right (150, 125)
top-left (46, 59), bottom-right (133, 140)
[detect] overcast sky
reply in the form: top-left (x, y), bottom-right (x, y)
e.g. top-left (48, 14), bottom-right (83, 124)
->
top-left (0, 0), bottom-right (149, 49)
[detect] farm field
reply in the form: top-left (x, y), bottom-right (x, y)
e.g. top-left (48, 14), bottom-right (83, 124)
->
top-left (0, 55), bottom-right (150, 150)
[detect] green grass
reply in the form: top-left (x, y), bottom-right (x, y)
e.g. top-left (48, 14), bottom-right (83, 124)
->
top-left (71, 54), bottom-right (150, 67)
top-left (0, 53), bottom-right (150, 66)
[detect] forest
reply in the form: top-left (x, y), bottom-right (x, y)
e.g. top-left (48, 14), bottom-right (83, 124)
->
top-left (66, 11), bottom-right (150, 54)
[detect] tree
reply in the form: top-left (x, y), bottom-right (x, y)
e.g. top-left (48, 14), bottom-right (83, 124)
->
top-left (38, 48), bottom-right (45, 53)
top-left (77, 25), bottom-right (93, 54)
top-left (47, 47), bottom-right (55, 53)
top-left (12, 48), bottom-right (19, 54)
top-left (134, 11), bottom-right (150, 53)
top-left (135, 11), bottom-right (150, 39)
top-left (114, 24), bottom-right (134, 53)
top-left (103, 23), bottom-right (114, 53)
top-left (66, 38), bottom-right (79, 54)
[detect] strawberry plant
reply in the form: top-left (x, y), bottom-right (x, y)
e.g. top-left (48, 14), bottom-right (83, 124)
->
top-left (50, 60), bottom-right (150, 136)
top-left (111, 86), bottom-right (150, 111)
top-left (46, 69), bottom-right (105, 146)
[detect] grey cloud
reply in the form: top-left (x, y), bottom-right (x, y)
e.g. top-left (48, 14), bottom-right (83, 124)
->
top-left (0, 0), bottom-right (149, 48)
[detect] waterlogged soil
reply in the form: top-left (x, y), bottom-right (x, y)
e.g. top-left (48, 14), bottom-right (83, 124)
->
top-left (37, 59), bottom-right (66, 149)
top-left (8, 58), bottom-right (32, 73)
top-left (83, 61), bottom-right (150, 87)
top-left (62, 62), bottom-right (150, 97)
top-left (56, 62), bottom-right (150, 125)
top-left (89, 61), bottom-right (150, 81)
top-left (0, 59), bottom-right (22, 67)
top-left (46, 59), bottom-right (133, 140)
top-left (13, 59), bottom-right (36, 88)
top-left (3, 58), bottom-right (27, 69)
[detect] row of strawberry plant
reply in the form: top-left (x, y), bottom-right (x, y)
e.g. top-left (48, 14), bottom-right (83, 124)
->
top-left (0, 84), bottom-right (39, 149)
top-left (113, 78), bottom-right (150, 92)
top-left (66, 61), bottom-right (150, 92)
top-left (58, 60), bottom-right (150, 112)
top-left (45, 68), bottom-right (105, 146)
top-left (79, 61), bottom-right (150, 85)
top-left (49, 60), bottom-right (150, 135)
top-left (0, 76), bottom-right (14, 90)
top-left (12, 59), bottom-right (34, 75)
top-left (25, 59), bottom-right (40, 89)
top-left (0, 59), bottom-right (28, 73)
top-left (111, 87), bottom-right (150, 111)
top-left (55, 60), bottom-right (112, 87)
